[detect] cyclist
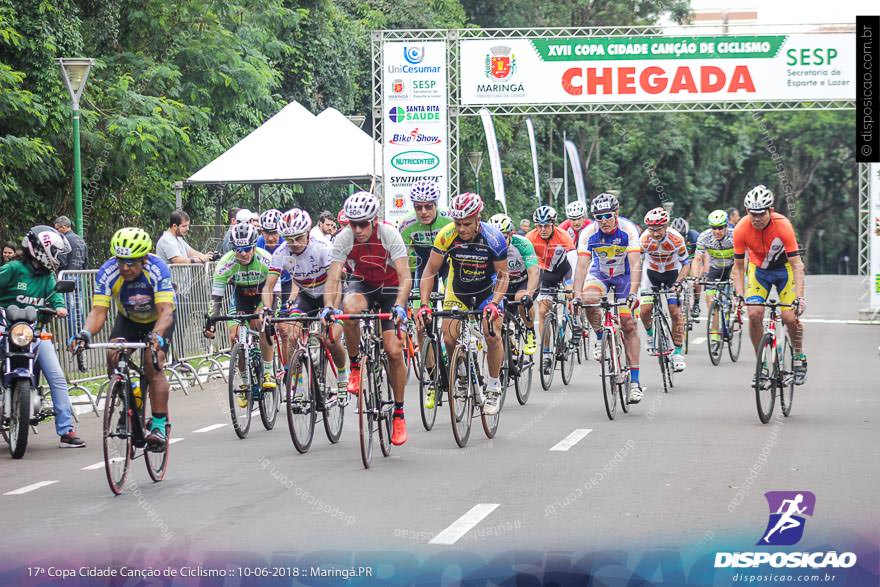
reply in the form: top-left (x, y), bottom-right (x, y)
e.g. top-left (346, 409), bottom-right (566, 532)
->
top-left (692, 210), bottom-right (735, 345)
top-left (321, 192), bottom-right (412, 445)
top-left (256, 209), bottom-right (285, 254)
top-left (262, 208), bottom-right (348, 401)
top-left (203, 223), bottom-right (276, 394)
top-left (416, 193), bottom-right (508, 416)
top-left (525, 205), bottom-right (575, 374)
top-left (671, 217), bottom-right (702, 318)
top-left (397, 180), bottom-right (453, 286)
top-left (558, 201), bottom-right (592, 244)
top-left (72, 228), bottom-right (175, 450)
top-left (731, 185), bottom-right (807, 385)
top-left (572, 192), bottom-right (644, 403)
top-left (489, 213), bottom-right (539, 355)
top-left (639, 207), bottom-right (691, 372)
top-left (1, 225), bottom-right (83, 448)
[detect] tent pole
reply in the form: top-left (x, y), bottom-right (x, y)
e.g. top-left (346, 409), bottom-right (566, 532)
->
top-left (254, 184), bottom-right (262, 213)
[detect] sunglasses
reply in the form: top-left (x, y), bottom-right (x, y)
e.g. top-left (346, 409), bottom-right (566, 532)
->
top-left (234, 246), bottom-right (255, 253)
top-left (350, 220), bottom-right (372, 229)
top-left (710, 225), bottom-right (727, 230)
top-left (647, 226), bottom-right (665, 233)
top-left (116, 259), bottom-right (144, 268)
top-left (594, 213), bottom-right (615, 221)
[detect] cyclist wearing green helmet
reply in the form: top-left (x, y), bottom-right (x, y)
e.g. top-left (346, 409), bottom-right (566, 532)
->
top-left (489, 213), bottom-right (539, 355)
top-left (692, 210), bottom-right (735, 340)
top-left (72, 227), bottom-right (176, 451)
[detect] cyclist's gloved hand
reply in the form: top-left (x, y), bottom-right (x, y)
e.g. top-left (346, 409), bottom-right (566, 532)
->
top-left (148, 331), bottom-right (165, 352)
top-left (415, 305), bottom-right (432, 327)
top-left (672, 281), bottom-right (684, 294)
top-left (626, 293), bottom-right (640, 310)
top-left (521, 294), bottom-right (533, 310)
top-left (320, 306), bottom-right (340, 326)
top-left (391, 304), bottom-right (408, 326)
top-left (68, 329), bottom-right (91, 352)
top-left (483, 301), bottom-right (502, 321)
top-left (203, 316), bottom-right (217, 339)
top-left (795, 296), bottom-right (806, 317)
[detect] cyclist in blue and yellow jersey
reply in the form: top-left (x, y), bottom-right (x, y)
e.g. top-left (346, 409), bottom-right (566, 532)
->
top-left (416, 193), bottom-right (509, 416)
top-left (72, 228), bottom-right (175, 450)
top-left (572, 193), bottom-right (644, 403)
top-left (692, 209), bottom-right (735, 345)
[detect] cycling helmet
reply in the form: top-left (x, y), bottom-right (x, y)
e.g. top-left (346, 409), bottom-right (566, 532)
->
top-left (337, 209), bottom-right (349, 227)
top-left (280, 208), bottom-right (312, 238)
top-left (708, 209), bottom-right (728, 228)
top-left (488, 213), bottom-right (514, 234)
top-left (744, 184), bottom-right (774, 212)
top-left (109, 227), bottom-right (151, 260)
top-left (259, 209), bottom-right (283, 232)
top-left (448, 193), bottom-right (484, 219)
top-left (590, 192), bottom-right (619, 215)
top-left (566, 201), bottom-right (587, 219)
top-left (670, 217), bottom-right (689, 235)
top-left (533, 205), bottom-right (558, 225)
top-left (409, 180), bottom-right (440, 203)
top-left (643, 207), bottom-right (670, 227)
top-left (230, 222), bottom-right (258, 249)
top-left (344, 191), bottom-right (380, 221)
top-left (23, 225), bottom-right (71, 271)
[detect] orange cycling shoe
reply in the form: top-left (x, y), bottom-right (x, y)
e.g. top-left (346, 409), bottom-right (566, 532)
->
top-left (391, 413), bottom-right (407, 446)
top-left (347, 364), bottom-right (361, 396)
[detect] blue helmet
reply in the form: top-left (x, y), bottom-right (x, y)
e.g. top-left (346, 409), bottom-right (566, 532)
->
top-left (533, 205), bottom-right (558, 225)
top-left (409, 180), bottom-right (440, 203)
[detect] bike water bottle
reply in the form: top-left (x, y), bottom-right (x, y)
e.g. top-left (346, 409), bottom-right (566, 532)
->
top-left (132, 379), bottom-right (143, 409)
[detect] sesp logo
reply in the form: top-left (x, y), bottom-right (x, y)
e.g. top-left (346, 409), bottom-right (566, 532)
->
top-left (403, 46), bottom-right (425, 65)
top-left (758, 491), bottom-right (816, 546)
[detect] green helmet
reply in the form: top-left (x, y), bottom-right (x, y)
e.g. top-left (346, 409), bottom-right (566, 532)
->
top-left (110, 227), bottom-right (152, 259)
top-left (488, 213), bottom-right (514, 234)
top-left (707, 209), bottom-right (728, 228)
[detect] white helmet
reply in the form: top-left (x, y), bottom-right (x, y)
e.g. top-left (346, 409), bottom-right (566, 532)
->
top-left (744, 185), bottom-right (774, 212)
top-left (565, 201), bottom-right (587, 219)
top-left (230, 223), bottom-right (258, 249)
top-left (448, 193), bottom-right (484, 219)
top-left (280, 208), bottom-right (312, 237)
top-left (409, 180), bottom-right (440, 203)
top-left (670, 217), bottom-right (689, 235)
top-left (344, 191), bottom-right (380, 221)
top-left (259, 209), bottom-right (283, 232)
top-left (22, 225), bottom-right (70, 272)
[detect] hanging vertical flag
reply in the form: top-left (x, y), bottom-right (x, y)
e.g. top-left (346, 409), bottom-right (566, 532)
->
top-left (564, 140), bottom-right (586, 206)
top-left (479, 107), bottom-right (506, 214)
top-left (526, 118), bottom-right (540, 204)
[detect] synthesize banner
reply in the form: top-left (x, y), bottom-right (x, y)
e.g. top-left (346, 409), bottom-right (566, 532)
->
top-left (459, 33), bottom-right (855, 105)
top-left (382, 41), bottom-right (448, 223)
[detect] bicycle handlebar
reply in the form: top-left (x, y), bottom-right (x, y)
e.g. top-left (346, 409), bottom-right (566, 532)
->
top-left (205, 312), bottom-right (261, 325)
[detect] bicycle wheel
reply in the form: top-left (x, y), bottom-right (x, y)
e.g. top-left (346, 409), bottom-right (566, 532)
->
top-left (259, 351), bottom-right (281, 430)
top-left (599, 334), bottom-right (618, 420)
top-left (448, 345), bottom-right (473, 448)
top-left (285, 349), bottom-right (315, 453)
top-left (500, 325), bottom-right (512, 393)
top-left (656, 313), bottom-right (674, 393)
top-left (514, 328), bottom-right (533, 405)
top-left (377, 355), bottom-right (393, 458)
top-left (754, 333), bottom-right (776, 424)
top-left (707, 300), bottom-right (724, 366)
top-left (358, 356), bottom-right (375, 469)
top-left (727, 303), bottom-right (743, 363)
top-left (540, 313), bottom-right (557, 391)
top-left (560, 318), bottom-right (575, 385)
top-left (319, 348), bottom-right (344, 444)
top-left (615, 332), bottom-right (631, 414)
top-left (227, 343), bottom-right (253, 439)
top-left (103, 379), bottom-right (132, 495)
top-left (779, 334), bottom-right (795, 417)
top-left (142, 390), bottom-right (170, 483)
top-left (418, 337), bottom-right (441, 431)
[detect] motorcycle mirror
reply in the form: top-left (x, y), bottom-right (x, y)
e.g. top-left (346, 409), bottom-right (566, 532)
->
top-left (55, 279), bottom-right (76, 293)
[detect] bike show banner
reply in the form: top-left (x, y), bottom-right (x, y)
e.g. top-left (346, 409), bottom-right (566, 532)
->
top-left (382, 42), bottom-right (448, 223)
top-left (459, 34), bottom-right (855, 104)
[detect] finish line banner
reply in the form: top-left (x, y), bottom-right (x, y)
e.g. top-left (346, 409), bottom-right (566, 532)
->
top-left (459, 34), bottom-right (855, 105)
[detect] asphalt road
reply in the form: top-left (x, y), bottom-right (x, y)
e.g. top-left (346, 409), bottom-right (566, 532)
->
top-left (1, 276), bottom-right (877, 577)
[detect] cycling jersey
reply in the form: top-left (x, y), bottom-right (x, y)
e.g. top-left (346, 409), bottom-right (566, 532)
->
top-left (330, 223), bottom-right (408, 288)
top-left (640, 228), bottom-right (690, 273)
top-left (577, 218), bottom-right (641, 277)
top-left (256, 235), bottom-right (285, 254)
top-left (397, 209), bottom-right (453, 277)
top-left (506, 234), bottom-right (538, 284)
top-left (685, 229), bottom-right (700, 256)
top-left (525, 226), bottom-right (575, 272)
top-left (559, 218), bottom-right (592, 245)
top-left (733, 213), bottom-right (800, 270)
top-left (212, 248), bottom-right (272, 311)
top-left (269, 239), bottom-right (331, 296)
top-left (696, 227), bottom-right (735, 269)
top-left (93, 254), bottom-right (175, 324)
top-left (432, 221), bottom-right (507, 301)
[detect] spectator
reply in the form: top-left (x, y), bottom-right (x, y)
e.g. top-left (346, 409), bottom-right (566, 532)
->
top-left (220, 207), bottom-right (247, 254)
top-left (517, 218), bottom-right (531, 236)
top-left (53, 215), bottom-right (88, 271)
top-left (309, 210), bottom-right (336, 245)
top-left (156, 209), bottom-right (213, 264)
top-left (1, 242), bottom-right (16, 265)
top-left (727, 207), bottom-right (741, 228)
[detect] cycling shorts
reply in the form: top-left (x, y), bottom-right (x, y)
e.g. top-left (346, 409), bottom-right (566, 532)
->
top-left (443, 289), bottom-right (501, 313)
top-left (110, 313), bottom-right (175, 352)
top-left (746, 263), bottom-right (796, 305)
top-left (583, 272), bottom-right (631, 317)
top-left (343, 279), bottom-right (398, 332)
top-left (640, 269), bottom-right (681, 305)
top-left (705, 266), bottom-right (732, 295)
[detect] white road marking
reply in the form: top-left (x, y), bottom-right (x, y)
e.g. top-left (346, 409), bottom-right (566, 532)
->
top-left (429, 503), bottom-right (500, 545)
top-left (193, 423), bottom-right (226, 433)
top-left (691, 337), bottom-right (707, 345)
top-left (169, 437), bottom-right (184, 445)
top-left (81, 461), bottom-right (106, 471)
top-left (4, 481), bottom-right (59, 495)
top-left (550, 429), bottom-right (592, 452)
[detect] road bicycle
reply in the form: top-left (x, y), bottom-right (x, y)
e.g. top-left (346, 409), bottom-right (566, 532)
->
top-left (582, 295), bottom-right (632, 421)
top-left (205, 312), bottom-right (280, 439)
top-left (417, 292), bottom-right (448, 431)
top-left (270, 314), bottom-right (345, 453)
top-left (702, 278), bottom-right (743, 366)
top-left (680, 277), bottom-right (696, 354)
top-left (539, 288), bottom-right (577, 391)
top-left (643, 287), bottom-right (676, 394)
top-left (501, 299), bottom-right (534, 405)
top-left (747, 299), bottom-right (797, 424)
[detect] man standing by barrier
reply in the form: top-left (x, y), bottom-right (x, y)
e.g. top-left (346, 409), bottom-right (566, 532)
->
top-left (54, 215), bottom-right (88, 334)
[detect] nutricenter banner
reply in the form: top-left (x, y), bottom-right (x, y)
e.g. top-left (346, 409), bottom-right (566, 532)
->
top-left (459, 33), bottom-right (855, 105)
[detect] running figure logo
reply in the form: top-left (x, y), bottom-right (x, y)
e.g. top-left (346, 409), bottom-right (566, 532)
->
top-left (758, 491), bottom-right (816, 546)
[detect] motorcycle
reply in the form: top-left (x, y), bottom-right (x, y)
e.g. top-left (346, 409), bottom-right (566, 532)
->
top-left (0, 279), bottom-right (75, 458)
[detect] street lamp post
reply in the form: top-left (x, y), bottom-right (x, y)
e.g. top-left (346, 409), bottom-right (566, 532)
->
top-left (58, 57), bottom-right (94, 235)
top-left (467, 151), bottom-right (484, 197)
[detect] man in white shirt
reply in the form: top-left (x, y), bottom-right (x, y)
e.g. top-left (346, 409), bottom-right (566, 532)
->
top-left (309, 210), bottom-right (336, 245)
top-left (155, 210), bottom-right (212, 264)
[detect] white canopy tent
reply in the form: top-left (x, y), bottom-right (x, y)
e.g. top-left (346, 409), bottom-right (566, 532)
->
top-left (186, 101), bottom-right (381, 185)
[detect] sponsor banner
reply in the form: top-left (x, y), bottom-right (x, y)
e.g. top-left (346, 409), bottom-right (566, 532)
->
top-left (460, 34), bottom-right (855, 104)
top-left (480, 108), bottom-right (506, 214)
top-left (383, 41), bottom-right (448, 223)
top-left (870, 163), bottom-right (880, 310)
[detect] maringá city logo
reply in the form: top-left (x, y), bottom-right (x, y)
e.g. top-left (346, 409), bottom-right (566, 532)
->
top-left (391, 79), bottom-right (405, 94)
top-left (758, 491), bottom-right (816, 546)
top-left (485, 45), bottom-right (516, 80)
top-left (404, 46), bottom-right (425, 65)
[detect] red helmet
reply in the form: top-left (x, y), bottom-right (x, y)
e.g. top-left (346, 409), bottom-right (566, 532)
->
top-left (449, 192), bottom-right (484, 220)
top-left (643, 207), bottom-right (670, 228)
top-left (337, 209), bottom-right (349, 226)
